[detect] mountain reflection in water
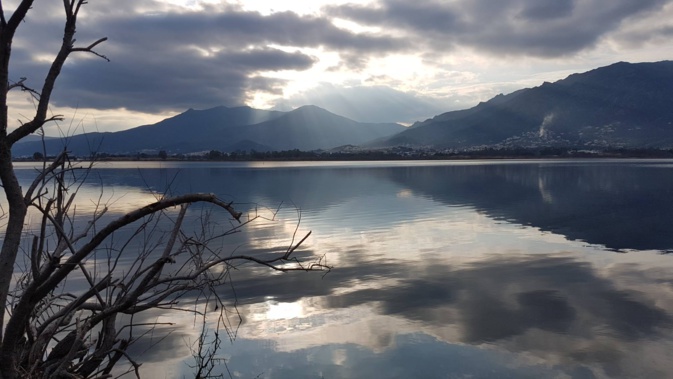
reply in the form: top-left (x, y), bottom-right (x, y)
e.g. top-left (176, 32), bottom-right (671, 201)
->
top-left (9, 159), bottom-right (673, 378)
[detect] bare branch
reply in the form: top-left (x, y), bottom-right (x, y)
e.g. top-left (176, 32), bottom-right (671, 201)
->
top-left (1, 3), bottom-right (330, 376)
top-left (24, 151), bottom-right (68, 203)
top-left (6, 1), bottom-right (106, 146)
top-left (283, 231), bottom-right (312, 260)
top-left (36, 275), bottom-right (113, 338)
top-left (35, 194), bottom-right (241, 299)
top-left (71, 37), bottom-right (110, 62)
top-left (6, 78), bottom-right (40, 98)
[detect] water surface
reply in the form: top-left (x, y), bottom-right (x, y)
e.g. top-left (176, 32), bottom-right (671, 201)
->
top-left (9, 159), bottom-right (673, 378)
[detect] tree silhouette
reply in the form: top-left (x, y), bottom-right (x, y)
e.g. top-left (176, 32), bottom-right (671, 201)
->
top-left (0, 2), bottom-right (328, 378)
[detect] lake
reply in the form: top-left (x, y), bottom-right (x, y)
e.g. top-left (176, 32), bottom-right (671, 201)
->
top-left (8, 159), bottom-right (673, 378)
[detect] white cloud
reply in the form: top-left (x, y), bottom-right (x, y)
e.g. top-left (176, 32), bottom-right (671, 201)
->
top-left (6, 0), bottom-right (673, 134)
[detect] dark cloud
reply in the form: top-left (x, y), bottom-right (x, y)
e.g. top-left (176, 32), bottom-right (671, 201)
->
top-left (8, 1), bottom-right (408, 113)
top-left (7, 0), bottom-right (672, 125)
top-left (327, 0), bottom-right (670, 57)
top-left (48, 46), bottom-right (315, 112)
top-left (91, 8), bottom-right (405, 54)
top-left (518, 0), bottom-right (576, 20)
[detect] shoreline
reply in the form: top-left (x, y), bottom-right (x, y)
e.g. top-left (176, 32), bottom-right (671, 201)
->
top-left (13, 149), bottom-right (673, 163)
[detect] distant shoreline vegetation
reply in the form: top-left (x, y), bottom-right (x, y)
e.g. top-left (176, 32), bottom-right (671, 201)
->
top-left (15, 147), bottom-right (673, 162)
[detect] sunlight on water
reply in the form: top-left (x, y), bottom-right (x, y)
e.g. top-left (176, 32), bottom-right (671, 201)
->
top-left (264, 301), bottom-right (305, 320)
top-left (6, 159), bottom-right (673, 378)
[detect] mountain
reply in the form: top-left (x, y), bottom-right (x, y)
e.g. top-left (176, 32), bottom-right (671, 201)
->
top-left (375, 61), bottom-right (673, 150)
top-left (12, 105), bottom-right (404, 157)
top-left (233, 105), bottom-right (406, 151)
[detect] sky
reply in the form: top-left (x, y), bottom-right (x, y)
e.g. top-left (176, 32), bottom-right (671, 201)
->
top-left (5, 0), bottom-right (673, 135)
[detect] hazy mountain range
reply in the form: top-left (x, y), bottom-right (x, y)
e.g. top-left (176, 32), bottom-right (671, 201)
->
top-left (13, 105), bottom-right (405, 157)
top-left (13, 60), bottom-right (673, 157)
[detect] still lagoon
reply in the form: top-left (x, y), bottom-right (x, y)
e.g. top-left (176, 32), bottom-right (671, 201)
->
top-left (9, 159), bottom-right (673, 378)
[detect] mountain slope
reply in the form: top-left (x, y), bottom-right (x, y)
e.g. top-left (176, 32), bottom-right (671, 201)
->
top-left (235, 105), bottom-right (405, 151)
top-left (12, 105), bottom-right (404, 156)
top-left (13, 106), bottom-right (283, 156)
top-left (377, 61), bottom-right (673, 150)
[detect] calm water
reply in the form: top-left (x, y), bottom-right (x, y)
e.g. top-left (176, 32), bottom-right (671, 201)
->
top-left (9, 159), bottom-right (673, 378)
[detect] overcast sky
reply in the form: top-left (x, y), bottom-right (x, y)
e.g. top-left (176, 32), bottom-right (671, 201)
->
top-left (5, 0), bottom-right (673, 134)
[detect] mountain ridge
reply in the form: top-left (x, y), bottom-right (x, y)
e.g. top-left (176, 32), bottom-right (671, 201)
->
top-left (13, 105), bottom-right (405, 157)
top-left (13, 60), bottom-right (673, 157)
top-left (376, 60), bottom-right (673, 150)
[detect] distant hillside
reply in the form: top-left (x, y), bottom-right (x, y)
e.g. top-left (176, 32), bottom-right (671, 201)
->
top-left (375, 61), bottom-right (673, 150)
top-left (234, 105), bottom-right (405, 151)
top-left (12, 105), bottom-right (404, 157)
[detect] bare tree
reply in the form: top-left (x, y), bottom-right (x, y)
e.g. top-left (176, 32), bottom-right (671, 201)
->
top-left (0, 2), bottom-right (328, 378)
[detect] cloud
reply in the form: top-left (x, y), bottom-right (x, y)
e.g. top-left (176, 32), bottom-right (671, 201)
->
top-left (201, 333), bottom-right (569, 379)
top-left (8, 1), bottom-right (408, 113)
top-left (192, 247), bottom-right (673, 378)
top-left (327, 0), bottom-right (671, 57)
top-left (518, 0), bottom-right (576, 20)
top-left (321, 255), bottom-right (673, 376)
top-left (273, 83), bottom-right (446, 123)
top-left (607, 1), bottom-right (673, 49)
top-left (49, 46), bottom-right (315, 112)
top-left (7, 0), bottom-right (673, 128)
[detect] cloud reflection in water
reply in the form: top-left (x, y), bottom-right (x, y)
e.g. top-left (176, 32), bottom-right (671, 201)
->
top-left (8, 160), bottom-right (673, 378)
